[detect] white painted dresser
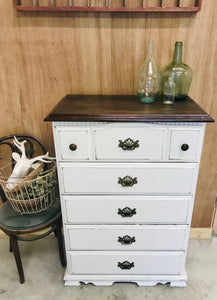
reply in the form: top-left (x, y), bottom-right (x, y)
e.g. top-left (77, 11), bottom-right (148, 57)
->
top-left (45, 95), bottom-right (213, 287)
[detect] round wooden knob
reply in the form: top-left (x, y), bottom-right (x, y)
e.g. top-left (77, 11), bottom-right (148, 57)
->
top-left (181, 144), bottom-right (189, 151)
top-left (69, 143), bottom-right (77, 151)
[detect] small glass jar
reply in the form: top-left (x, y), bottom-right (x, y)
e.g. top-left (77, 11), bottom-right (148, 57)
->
top-left (163, 77), bottom-right (175, 105)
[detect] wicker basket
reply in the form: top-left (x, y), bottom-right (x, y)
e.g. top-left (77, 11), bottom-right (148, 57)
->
top-left (0, 161), bottom-right (57, 214)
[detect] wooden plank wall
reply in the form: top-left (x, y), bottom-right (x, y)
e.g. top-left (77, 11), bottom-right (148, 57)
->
top-left (0, 0), bottom-right (216, 227)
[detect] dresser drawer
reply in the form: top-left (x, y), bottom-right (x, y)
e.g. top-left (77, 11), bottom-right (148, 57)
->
top-left (59, 163), bottom-right (197, 195)
top-left (66, 225), bottom-right (188, 251)
top-left (94, 125), bottom-right (166, 160)
top-left (54, 127), bottom-right (91, 160)
top-left (67, 251), bottom-right (184, 275)
top-left (169, 129), bottom-right (202, 161)
top-left (62, 196), bottom-right (191, 224)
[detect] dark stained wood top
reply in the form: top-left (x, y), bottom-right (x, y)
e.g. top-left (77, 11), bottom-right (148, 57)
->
top-left (44, 95), bottom-right (214, 123)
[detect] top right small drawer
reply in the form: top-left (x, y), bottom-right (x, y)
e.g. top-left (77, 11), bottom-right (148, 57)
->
top-left (169, 129), bottom-right (203, 161)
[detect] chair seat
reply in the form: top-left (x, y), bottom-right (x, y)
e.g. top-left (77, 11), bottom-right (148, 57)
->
top-left (0, 200), bottom-right (61, 232)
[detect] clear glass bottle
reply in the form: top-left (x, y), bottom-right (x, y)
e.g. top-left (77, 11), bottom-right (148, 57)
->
top-left (160, 41), bottom-right (193, 100)
top-left (137, 40), bottom-right (161, 103)
top-left (33, 0), bottom-right (39, 6)
top-left (49, 0), bottom-right (56, 6)
top-left (163, 77), bottom-right (175, 105)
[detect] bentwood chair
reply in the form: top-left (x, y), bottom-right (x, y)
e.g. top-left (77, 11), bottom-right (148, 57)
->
top-left (0, 134), bottom-right (66, 284)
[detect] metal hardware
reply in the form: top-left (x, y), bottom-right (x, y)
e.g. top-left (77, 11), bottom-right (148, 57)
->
top-left (118, 261), bottom-right (135, 270)
top-left (118, 176), bottom-right (137, 187)
top-left (118, 207), bottom-right (137, 217)
top-left (181, 143), bottom-right (189, 151)
top-left (118, 138), bottom-right (139, 151)
top-left (69, 143), bottom-right (77, 151)
top-left (118, 235), bottom-right (136, 245)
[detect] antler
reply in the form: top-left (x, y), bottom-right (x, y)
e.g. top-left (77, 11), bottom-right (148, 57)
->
top-left (13, 136), bottom-right (27, 159)
top-left (30, 152), bottom-right (55, 164)
top-left (6, 137), bottom-right (55, 189)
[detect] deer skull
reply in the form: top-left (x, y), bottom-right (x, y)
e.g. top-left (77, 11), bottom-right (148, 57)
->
top-left (6, 136), bottom-right (55, 190)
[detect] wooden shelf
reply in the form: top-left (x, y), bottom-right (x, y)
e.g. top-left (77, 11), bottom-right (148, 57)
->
top-left (15, 0), bottom-right (202, 13)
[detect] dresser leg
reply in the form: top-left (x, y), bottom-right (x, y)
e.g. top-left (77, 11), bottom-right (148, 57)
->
top-left (170, 280), bottom-right (187, 287)
top-left (64, 280), bottom-right (81, 286)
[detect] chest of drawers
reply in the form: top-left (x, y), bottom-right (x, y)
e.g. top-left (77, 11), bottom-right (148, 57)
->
top-left (45, 95), bottom-right (213, 287)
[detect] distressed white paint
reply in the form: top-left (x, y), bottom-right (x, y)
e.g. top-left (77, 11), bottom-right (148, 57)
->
top-left (66, 225), bottom-right (189, 251)
top-left (93, 125), bottom-right (166, 160)
top-left (67, 251), bottom-right (184, 275)
top-left (52, 121), bottom-right (205, 287)
top-left (62, 195), bottom-right (191, 224)
top-left (59, 163), bottom-right (197, 195)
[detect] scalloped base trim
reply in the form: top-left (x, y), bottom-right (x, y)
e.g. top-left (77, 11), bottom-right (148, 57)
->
top-left (64, 271), bottom-right (187, 287)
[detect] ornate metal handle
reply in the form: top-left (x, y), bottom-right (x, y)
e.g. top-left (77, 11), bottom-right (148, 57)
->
top-left (69, 143), bottom-right (77, 151)
top-left (118, 261), bottom-right (135, 270)
top-left (118, 138), bottom-right (139, 151)
top-left (118, 235), bottom-right (136, 245)
top-left (181, 143), bottom-right (189, 151)
top-left (118, 176), bottom-right (137, 187)
top-left (118, 207), bottom-right (137, 217)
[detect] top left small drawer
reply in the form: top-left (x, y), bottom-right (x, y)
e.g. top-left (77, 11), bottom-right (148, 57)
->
top-left (54, 127), bottom-right (91, 161)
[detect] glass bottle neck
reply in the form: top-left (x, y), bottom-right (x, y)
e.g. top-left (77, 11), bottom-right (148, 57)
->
top-left (172, 43), bottom-right (183, 64)
top-left (147, 40), bottom-right (154, 58)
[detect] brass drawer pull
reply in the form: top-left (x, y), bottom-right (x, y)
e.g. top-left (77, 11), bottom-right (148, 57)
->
top-left (69, 143), bottom-right (77, 151)
top-left (118, 261), bottom-right (135, 270)
top-left (118, 235), bottom-right (136, 245)
top-left (118, 138), bottom-right (139, 151)
top-left (118, 176), bottom-right (137, 187)
top-left (118, 207), bottom-right (137, 217)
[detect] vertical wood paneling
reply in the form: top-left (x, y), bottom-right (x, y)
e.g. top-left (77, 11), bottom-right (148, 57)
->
top-left (0, 0), bottom-right (216, 227)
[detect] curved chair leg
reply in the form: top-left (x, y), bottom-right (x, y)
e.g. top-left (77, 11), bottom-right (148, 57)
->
top-left (53, 227), bottom-right (57, 237)
top-left (9, 237), bottom-right (13, 252)
top-left (55, 218), bottom-right (66, 268)
top-left (10, 235), bottom-right (25, 284)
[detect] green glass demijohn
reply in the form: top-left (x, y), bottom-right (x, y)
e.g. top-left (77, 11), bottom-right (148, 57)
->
top-left (160, 41), bottom-right (193, 100)
top-left (137, 40), bottom-right (161, 103)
